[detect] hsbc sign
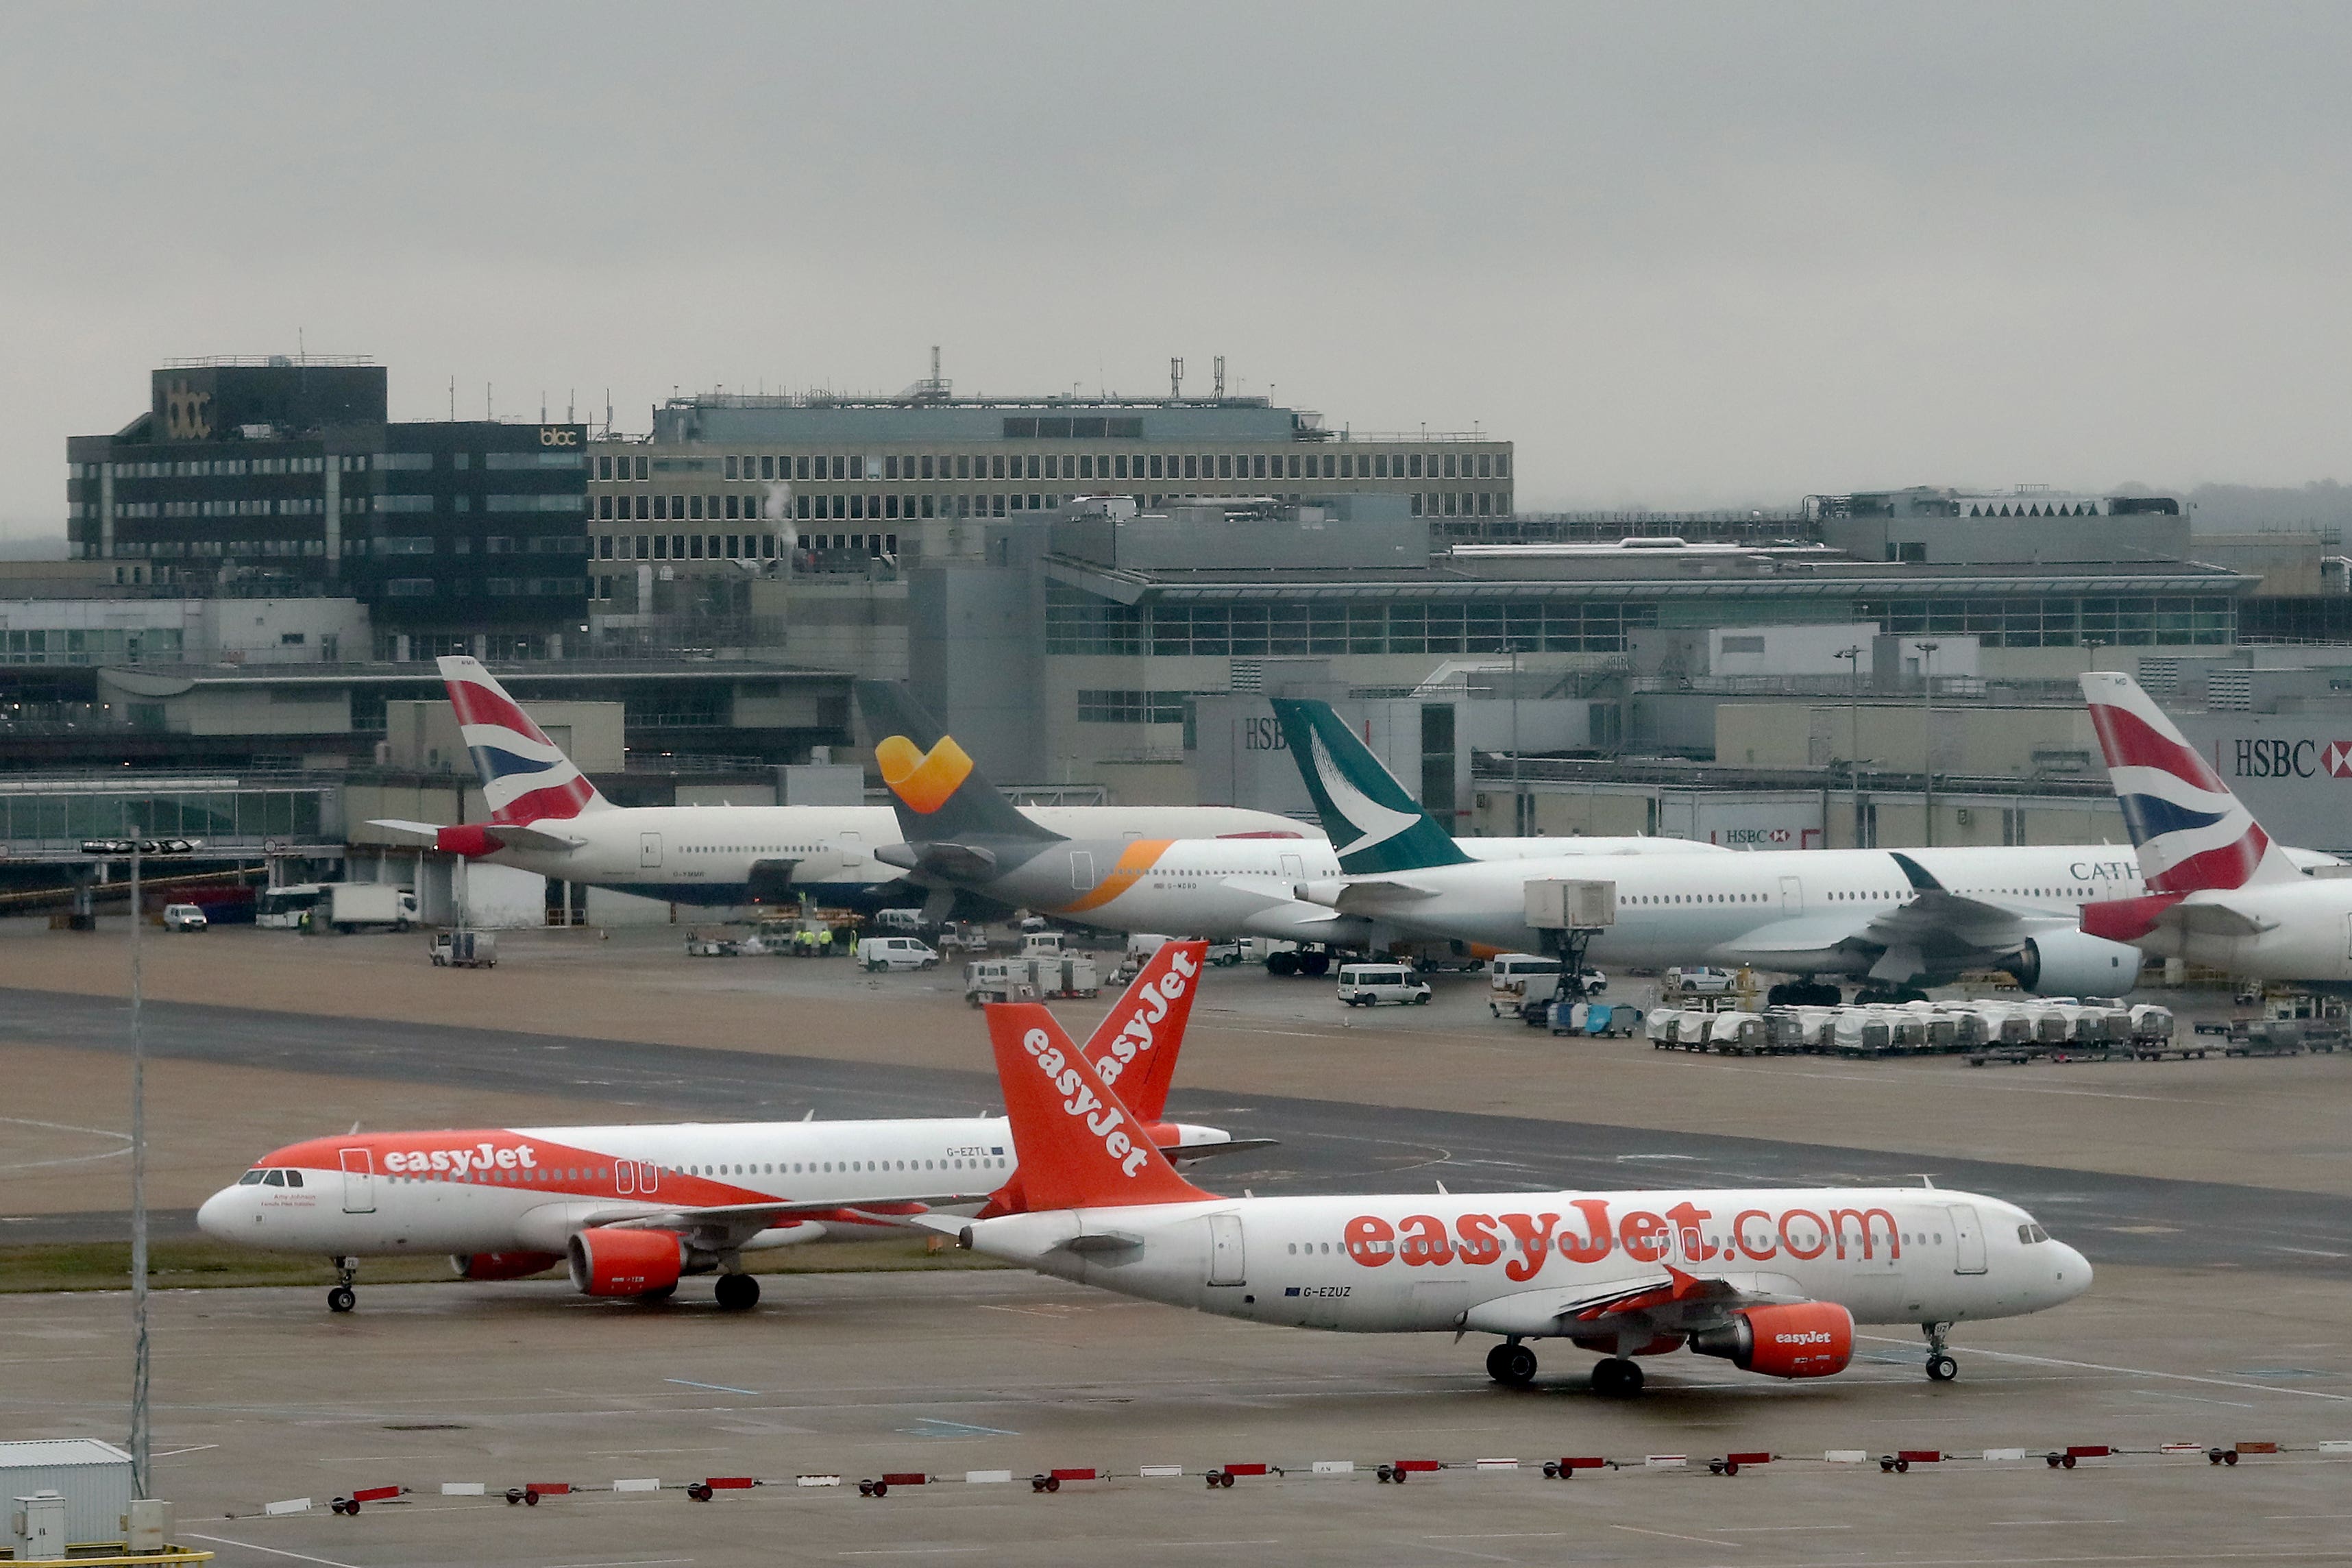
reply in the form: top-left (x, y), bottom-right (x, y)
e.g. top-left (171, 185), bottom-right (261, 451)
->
top-left (2230, 737), bottom-right (2352, 779)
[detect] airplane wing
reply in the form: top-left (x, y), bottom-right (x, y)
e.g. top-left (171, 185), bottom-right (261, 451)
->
top-left (574, 1194), bottom-right (980, 1250)
top-left (1462, 1265), bottom-right (1806, 1338)
top-left (487, 822), bottom-right (589, 853)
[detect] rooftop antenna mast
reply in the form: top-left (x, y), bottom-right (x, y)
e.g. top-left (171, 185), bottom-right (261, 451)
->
top-left (1170, 357), bottom-right (1184, 398)
top-left (1213, 355), bottom-right (1225, 400)
top-left (448, 376), bottom-right (456, 421)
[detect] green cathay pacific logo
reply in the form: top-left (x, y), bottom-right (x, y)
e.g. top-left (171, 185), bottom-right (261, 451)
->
top-left (1267, 700), bottom-right (1469, 874)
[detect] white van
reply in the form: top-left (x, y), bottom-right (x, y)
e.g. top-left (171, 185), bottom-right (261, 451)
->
top-left (161, 903), bottom-right (208, 931)
top-left (855, 935), bottom-right (940, 972)
top-left (1336, 963), bottom-right (1432, 1007)
top-left (1488, 953), bottom-right (1563, 996)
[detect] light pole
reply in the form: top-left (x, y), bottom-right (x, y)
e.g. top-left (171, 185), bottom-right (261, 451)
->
top-left (80, 831), bottom-right (197, 1502)
top-left (1833, 645), bottom-right (1864, 848)
top-left (1915, 641), bottom-right (1941, 848)
top-left (1508, 642), bottom-right (1522, 836)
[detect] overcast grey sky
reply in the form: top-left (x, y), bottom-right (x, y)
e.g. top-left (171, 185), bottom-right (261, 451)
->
top-left (3, 2), bottom-right (2347, 539)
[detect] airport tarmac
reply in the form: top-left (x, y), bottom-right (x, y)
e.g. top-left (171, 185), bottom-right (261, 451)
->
top-left (4, 1266), bottom-right (2349, 1567)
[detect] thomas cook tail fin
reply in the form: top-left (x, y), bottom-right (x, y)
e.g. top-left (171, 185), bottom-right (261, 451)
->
top-left (853, 681), bottom-right (1060, 846)
top-left (984, 1002), bottom-right (1212, 1212)
top-left (439, 657), bottom-right (610, 825)
top-left (1268, 698), bottom-right (1469, 874)
top-left (1079, 940), bottom-right (1206, 1124)
top-left (2081, 671), bottom-right (2299, 893)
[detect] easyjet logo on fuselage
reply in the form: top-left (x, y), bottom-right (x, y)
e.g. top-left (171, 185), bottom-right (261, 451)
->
top-left (1096, 948), bottom-right (1198, 1088)
top-left (1022, 1026), bottom-right (1151, 1177)
top-left (1337, 1201), bottom-right (1902, 1282)
top-left (383, 1142), bottom-right (541, 1176)
top-left (876, 733), bottom-right (974, 815)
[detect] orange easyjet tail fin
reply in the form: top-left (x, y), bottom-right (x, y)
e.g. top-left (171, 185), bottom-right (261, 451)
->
top-left (1078, 940), bottom-right (1207, 1123)
top-left (985, 1002), bottom-right (1212, 1212)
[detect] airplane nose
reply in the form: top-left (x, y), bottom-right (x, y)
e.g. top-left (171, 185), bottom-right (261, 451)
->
top-left (2054, 1242), bottom-right (2093, 1301)
top-left (195, 1187), bottom-right (240, 1239)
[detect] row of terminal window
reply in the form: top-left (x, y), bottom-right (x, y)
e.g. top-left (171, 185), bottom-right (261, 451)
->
top-left (594, 450), bottom-right (1507, 483)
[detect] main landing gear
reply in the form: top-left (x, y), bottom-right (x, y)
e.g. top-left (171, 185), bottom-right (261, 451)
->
top-left (713, 1271), bottom-right (761, 1311)
top-left (327, 1257), bottom-right (358, 1313)
top-left (1589, 1358), bottom-right (1645, 1397)
top-left (1263, 946), bottom-right (1332, 978)
top-left (1924, 1321), bottom-right (1958, 1382)
top-left (1485, 1340), bottom-right (1539, 1386)
top-left (1766, 978), bottom-right (1843, 1007)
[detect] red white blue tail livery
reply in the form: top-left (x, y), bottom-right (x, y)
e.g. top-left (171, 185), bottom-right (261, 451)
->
top-left (440, 656), bottom-right (610, 824)
top-left (2079, 671), bottom-right (2297, 893)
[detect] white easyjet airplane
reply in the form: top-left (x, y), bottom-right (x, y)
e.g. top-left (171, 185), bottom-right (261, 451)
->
top-left (2080, 670), bottom-right (2352, 985)
top-left (370, 658), bottom-right (1319, 911)
top-left (195, 944), bottom-right (1252, 1312)
top-left (938, 999), bottom-right (2091, 1395)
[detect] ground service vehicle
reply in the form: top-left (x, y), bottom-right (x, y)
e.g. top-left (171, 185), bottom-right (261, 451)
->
top-left (855, 936), bottom-right (939, 972)
top-left (323, 885), bottom-right (417, 933)
top-left (948, 1002), bottom-right (2094, 1395)
top-left (429, 931), bottom-right (498, 968)
top-left (197, 944), bottom-right (1243, 1312)
top-left (1336, 963), bottom-right (1432, 1007)
top-left (161, 903), bottom-right (208, 931)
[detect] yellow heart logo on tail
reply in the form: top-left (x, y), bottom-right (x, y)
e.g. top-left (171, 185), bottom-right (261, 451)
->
top-left (876, 733), bottom-right (975, 815)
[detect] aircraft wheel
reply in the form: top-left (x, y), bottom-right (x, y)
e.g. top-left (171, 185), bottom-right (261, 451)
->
top-left (1300, 951), bottom-right (1331, 977)
top-left (1926, 1353), bottom-right (1957, 1383)
top-left (714, 1273), bottom-right (760, 1311)
top-left (1266, 951), bottom-right (1299, 977)
top-left (327, 1286), bottom-right (356, 1313)
top-left (1489, 1342), bottom-right (1537, 1385)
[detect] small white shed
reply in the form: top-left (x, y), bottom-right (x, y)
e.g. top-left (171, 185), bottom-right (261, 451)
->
top-left (0, 1438), bottom-right (134, 1545)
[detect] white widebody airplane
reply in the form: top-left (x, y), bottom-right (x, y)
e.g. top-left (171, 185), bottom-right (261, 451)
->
top-left (941, 1001), bottom-right (2090, 1394)
top-left (1266, 696), bottom-right (2351, 1001)
top-left (2080, 670), bottom-right (2352, 986)
top-left (371, 657), bottom-right (1319, 911)
top-left (855, 680), bottom-right (1724, 962)
top-left (196, 945), bottom-right (1250, 1312)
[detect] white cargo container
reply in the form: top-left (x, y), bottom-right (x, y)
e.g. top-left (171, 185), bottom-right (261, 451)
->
top-left (0, 1438), bottom-right (133, 1547)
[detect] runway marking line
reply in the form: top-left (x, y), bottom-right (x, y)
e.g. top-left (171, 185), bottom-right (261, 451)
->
top-left (1611, 1524), bottom-right (1741, 1547)
top-left (664, 1377), bottom-right (759, 1395)
top-left (183, 1535), bottom-right (365, 1568)
top-left (1857, 1335), bottom-right (2352, 1401)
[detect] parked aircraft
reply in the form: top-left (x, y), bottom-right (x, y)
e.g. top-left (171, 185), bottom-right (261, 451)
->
top-left (1271, 696), bottom-right (2184, 1001)
top-left (195, 944), bottom-right (1252, 1312)
top-left (369, 658), bottom-right (1315, 910)
top-left (855, 681), bottom-right (1720, 966)
top-left (2079, 670), bottom-right (2352, 986)
top-left (939, 1000), bottom-right (2090, 1394)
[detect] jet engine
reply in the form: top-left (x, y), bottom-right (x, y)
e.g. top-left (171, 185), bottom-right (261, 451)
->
top-left (2000, 930), bottom-right (2145, 996)
top-left (1689, 1302), bottom-right (1854, 1378)
top-left (566, 1227), bottom-right (683, 1297)
top-left (450, 1250), bottom-right (563, 1281)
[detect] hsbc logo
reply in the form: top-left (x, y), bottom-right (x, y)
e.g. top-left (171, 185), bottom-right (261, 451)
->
top-left (2325, 742), bottom-right (2352, 779)
top-left (2230, 737), bottom-right (2352, 779)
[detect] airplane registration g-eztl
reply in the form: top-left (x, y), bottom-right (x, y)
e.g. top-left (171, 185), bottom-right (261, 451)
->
top-left (1269, 696), bottom-right (2337, 1003)
top-left (853, 680), bottom-right (1723, 961)
top-left (194, 944), bottom-right (1256, 1313)
top-left (941, 999), bottom-right (2090, 1395)
top-left (368, 657), bottom-right (1317, 911)
top-left (2080, 670), bottom-right (2352, 985)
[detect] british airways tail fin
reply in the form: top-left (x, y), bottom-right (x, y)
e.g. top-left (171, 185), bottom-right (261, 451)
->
top-left (1079, 939), bottom-right (1206, 1124)
top-left (853, 681), bottom-right (1060, 846)
top-left (1267, 698), bottom-right (1469, 874)
top-left (439, 657), bottom-right (610, 825)
top-left (985, 1002), bottom-right (1212, 1212)
top-left (2080, 671), bottom-right (2298, 892)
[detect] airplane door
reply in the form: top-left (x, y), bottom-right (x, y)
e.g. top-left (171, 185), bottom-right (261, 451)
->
top-left (1070, 850), bottom-right (1098, 892)
top-left (1780, 875), bottom-right (1803, 913)
top-left (1205, 1212), bottom-right (1246, 1286)
top-left (1279, 852), bottom-right (1306, 887)
top-left (1946, 1204), bottom-right (1987, 1274)
top-left (339, 1148), bottom-right (376, 1214)
top-left (639, 833), bottom-right (662, 869)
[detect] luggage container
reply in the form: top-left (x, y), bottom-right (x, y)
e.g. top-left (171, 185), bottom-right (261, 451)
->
top-left (1706, 1012), bottom-right (1767, 1055)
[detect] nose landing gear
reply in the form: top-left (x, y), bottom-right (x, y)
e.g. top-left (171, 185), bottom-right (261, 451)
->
top-left (327, 1257), bottom-right (358, 1313)
top-left (1484, 1340), bottom-right (1539, 1386)
top-left (1923, 1322), bottom-right (1957, 1382)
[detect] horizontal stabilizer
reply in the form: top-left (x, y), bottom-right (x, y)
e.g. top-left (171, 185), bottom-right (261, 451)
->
top-left (487, 822), bottom-right (589, 853)
top-left (368, 818), bottom-right (448, 842)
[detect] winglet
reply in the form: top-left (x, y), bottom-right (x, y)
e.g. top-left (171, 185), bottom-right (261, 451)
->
top-left (984, 1003), bottom-right (1212, 1212)
top-left (1079, 940), bottom-right (1207, 1123)
top-left (1888, 851), bottom-right (1944, 893)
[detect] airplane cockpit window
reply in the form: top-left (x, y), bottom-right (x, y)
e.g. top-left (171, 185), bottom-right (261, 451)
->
top-left (2018, 1223), bottom-right (2050, 1244)
top-left (238, 1169), bottom-right (267, 1185)
top-left (262, 1170), bottom-right (286, 1186)
top-left (284, 1170), bottom-right (304, 1187)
